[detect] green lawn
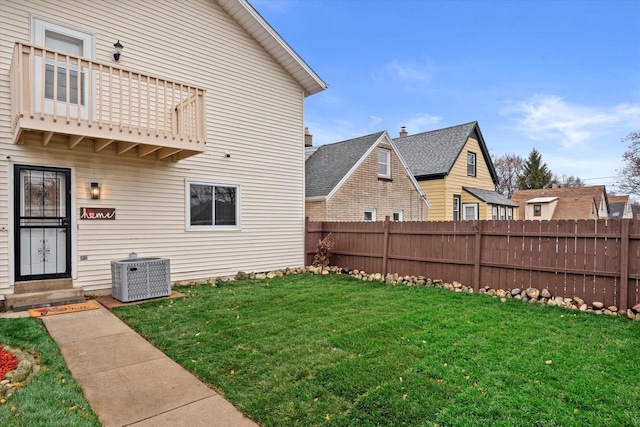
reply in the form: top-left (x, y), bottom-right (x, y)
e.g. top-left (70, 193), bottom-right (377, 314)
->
top-left (113, 274), bottom-right (640, 427)
top-left (0, 317), bottom-right (100, 427)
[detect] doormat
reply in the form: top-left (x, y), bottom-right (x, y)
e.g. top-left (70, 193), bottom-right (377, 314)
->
top-left (29, 300), bottom-right (100, 318)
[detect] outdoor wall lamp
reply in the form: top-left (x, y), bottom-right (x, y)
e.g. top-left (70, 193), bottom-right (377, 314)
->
top-left (113, 40), bottom-right (123, 61)
top-left (90, 182), bottom-right (101, 200)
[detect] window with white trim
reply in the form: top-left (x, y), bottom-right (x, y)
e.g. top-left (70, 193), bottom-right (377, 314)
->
top-left (392, 209), bottom-right (404, 221)
top-left (378, 149), bottom-right (391, 178)
top-left (507, 207), bottom-right (514, 220)
top-left (500, 206), bottom-right (506, 220)
top-left (364, 208), bottom-right (376, 222)
top-left (453, 195), bottom-right (461, 221)
top-left (32, 17), bottom-right (94, 118)
top-left (462, 203), bottom-right (478, 220)
top-left (186, 181), bottom-right (240, 230)
top-left (492, 206), bottom-right (498, 220)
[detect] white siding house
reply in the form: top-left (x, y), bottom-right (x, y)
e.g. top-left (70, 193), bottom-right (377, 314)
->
top-left (0, 0), bottom-right (326, 305)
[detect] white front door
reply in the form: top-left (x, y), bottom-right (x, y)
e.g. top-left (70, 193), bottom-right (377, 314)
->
top-left (15, 165), bottom-right (72, 281)
top-left (32, 17), bottom-right (94, 119)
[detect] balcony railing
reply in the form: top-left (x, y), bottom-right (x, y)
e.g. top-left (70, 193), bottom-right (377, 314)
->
top-left (9, 42), bottom-right (207, 160)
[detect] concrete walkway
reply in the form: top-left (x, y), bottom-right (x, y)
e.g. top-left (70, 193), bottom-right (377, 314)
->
top-left (41, 304), bottom-right (258, 427)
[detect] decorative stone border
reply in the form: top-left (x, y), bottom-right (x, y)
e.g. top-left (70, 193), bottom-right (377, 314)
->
top-left (1, 345), bottom-right (40, 399)
top-left (174, 265), bottom-right (640, 321)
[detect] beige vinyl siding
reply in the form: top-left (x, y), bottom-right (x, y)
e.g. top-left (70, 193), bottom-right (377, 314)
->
top-left (421, 138), bottom-right (497, 221)
top-left (419, 179), bottom-right (446, 220)
top-left (0, 0), bottom-right (308, 293)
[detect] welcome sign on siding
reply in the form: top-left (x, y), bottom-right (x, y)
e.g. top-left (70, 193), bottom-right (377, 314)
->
top-left (80, 207), bottom-right (116, 220)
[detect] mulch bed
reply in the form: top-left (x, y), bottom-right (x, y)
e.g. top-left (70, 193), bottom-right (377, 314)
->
top-left (0, 347), bottom-right (18, 379)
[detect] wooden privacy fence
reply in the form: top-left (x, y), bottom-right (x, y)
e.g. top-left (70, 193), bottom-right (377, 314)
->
top-left (305, 218), bottom-right (640, 311)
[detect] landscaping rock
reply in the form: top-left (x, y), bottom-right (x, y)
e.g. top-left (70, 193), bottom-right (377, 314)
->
top-left (631, 304), bottom-right (640, 314)
top-left (592, 301), bottom-right (604, 310)
top-left (255, 273), bottom-right (266, 280)
top-left (541, 288), bottom-right (552, 299)
top-left (607, 306), bottom-right (618, 313)
top-left (574, 296), bottom-right (585, 306)
top-left (579, 303), bottom-right (588, 311)
top-left (526, 288), bottom-right (540, 299)
top-left (511, 288), bottom-right (521, 296)
top-left (235, 271), bottom-right (249, 280)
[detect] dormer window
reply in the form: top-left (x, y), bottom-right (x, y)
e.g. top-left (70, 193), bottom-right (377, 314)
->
top-left (378, 149), bottom-right (390, 178)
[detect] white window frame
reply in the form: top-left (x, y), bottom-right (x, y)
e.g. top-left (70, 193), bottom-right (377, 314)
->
top-left (453, 195), bottom-right (461, 221)
top-left (392, 209), bottom-right (404, 221)
top-left (500, 206), bottom-right (506, 220)
top-left (492, 205), bottom-right (498, 220)
top-left (185, 180), bottom-right (241, 231)
top-left (507, 207), bottom-right (514, 220)
top-left (462, 203), bottom-right (478, 220)
top-left (378, 148), bottom-right (391, 178)
top-left (364, 208), bottom-right (377, 222)
top-left (31, 16), bottom-right (95, 119)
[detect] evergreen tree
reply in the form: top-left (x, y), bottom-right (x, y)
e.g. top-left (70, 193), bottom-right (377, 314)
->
top-left (517, 148), bottom-right (553, 190)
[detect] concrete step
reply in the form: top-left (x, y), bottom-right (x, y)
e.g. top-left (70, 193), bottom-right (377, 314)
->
top-left (14, 278), bottom-right (74, 294)
top-left (5, 288), bottom-right (85, 312)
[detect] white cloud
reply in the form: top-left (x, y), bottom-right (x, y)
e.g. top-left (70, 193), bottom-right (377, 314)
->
top-left (384, 59), bottom-right (433, 83)
top-left (500, 95), bottom-right (640, 148)
top-left (400, 114), bottom-right (442, 135)
top-left (369, 115), bottom-right (383, 127)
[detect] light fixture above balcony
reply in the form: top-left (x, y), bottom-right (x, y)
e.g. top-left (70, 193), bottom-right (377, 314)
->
top-left (113, 40), bottom-right (123, 61)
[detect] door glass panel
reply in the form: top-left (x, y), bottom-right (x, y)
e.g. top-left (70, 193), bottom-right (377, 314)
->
top-left (18, 168), bottom-right (69, 277)
top-left (44, 31), bottom-right (85, 105)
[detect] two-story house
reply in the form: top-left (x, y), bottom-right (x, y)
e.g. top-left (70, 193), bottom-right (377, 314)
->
top-left (511, 186), bottom-right (609, 220)
top-left (394, 122), bottom-right (518, 221)
top-left (305, 130), bottom-right (429, 221)
top-left (0, 0), bottom-right (327, 308)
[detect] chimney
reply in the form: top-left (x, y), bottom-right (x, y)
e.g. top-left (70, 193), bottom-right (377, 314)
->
top-left (304, 127), bottom-right (313, 147)
top-left (399, 126), bottom-right (407, 137)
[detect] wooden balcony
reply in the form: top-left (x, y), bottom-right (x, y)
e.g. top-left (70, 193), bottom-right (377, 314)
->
top-left (9, 42), bottom-right (207, 161)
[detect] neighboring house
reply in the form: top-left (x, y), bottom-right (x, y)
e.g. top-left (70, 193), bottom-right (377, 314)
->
top-left (305, 131), bottom-right (429, 221)
top-left (394, 122), bottom-right (518, 221)
top-left (608, 195), bottom-right (634, 219)
top-left (510, 186), bottom-right (609, 220)
top-left (0, 0), bottom-right (327, 307)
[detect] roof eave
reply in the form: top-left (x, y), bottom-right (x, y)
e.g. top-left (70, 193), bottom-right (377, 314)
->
top-left (217, 0), bottom-right (328, 96)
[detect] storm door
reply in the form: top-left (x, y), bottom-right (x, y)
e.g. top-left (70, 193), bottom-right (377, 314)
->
top-left (14, 165), bottom-right (72, 281)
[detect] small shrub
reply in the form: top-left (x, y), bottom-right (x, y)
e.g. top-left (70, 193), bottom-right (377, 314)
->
top-left (312, 233), bottom-right (334, 268)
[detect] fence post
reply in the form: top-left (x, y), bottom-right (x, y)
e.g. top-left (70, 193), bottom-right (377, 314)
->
top-left (382, 216), bottom-right (390, 277)
top-left (473, 220), bottom-right (483, 292)
top-left (304, 216), bottom-right (309, 266)
top-left (619, 219), bottom-right (630, 311)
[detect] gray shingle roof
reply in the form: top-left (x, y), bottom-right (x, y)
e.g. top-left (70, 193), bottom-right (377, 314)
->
top-left (305, 131), bottom-right (385, 198)
top-left (463, 187), bottom-right (519, 207)
top-left (393, 122), bottom-right (497, 183)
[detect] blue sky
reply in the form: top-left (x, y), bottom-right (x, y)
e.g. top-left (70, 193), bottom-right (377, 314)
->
top-left (252, 0), bottom-right (640, 189)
